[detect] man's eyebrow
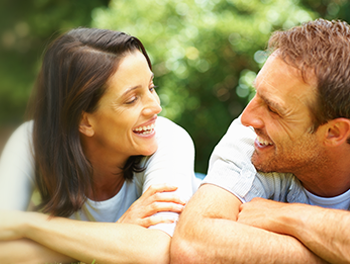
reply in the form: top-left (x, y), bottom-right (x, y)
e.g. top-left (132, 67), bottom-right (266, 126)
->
top-left (253, 78), bottom-right (286, 114)
top-left (260, 93), bottom-right (285, 114)
top-left (121, 72), bottom-right (154, 96)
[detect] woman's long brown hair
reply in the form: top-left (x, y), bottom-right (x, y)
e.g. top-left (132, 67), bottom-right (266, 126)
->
top-left (28, 28), bottom-right (151, 217)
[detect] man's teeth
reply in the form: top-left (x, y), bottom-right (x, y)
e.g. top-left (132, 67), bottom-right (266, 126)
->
top-left (257, 136), bottom-right (272, 146)
top-left (133, 123), bottom-right (155, 134)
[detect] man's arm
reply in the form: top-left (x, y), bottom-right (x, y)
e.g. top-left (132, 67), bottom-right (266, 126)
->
top-left (171, 184), bottom-right (326, 264)
top-left (238, 198), bottom-right (350, 264)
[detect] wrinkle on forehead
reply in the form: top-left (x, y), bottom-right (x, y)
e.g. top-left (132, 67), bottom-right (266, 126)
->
top-left (256, 52), bottom-right (318, 116)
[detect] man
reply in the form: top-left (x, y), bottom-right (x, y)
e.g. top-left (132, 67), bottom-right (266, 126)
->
top-left (171, 18), bottom-right (350, 264)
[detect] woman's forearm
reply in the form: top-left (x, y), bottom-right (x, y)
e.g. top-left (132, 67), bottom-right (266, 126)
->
top-left (22, 212), bottom-right (171, 264)
top-left (0, 239), bottom-right (76, 264)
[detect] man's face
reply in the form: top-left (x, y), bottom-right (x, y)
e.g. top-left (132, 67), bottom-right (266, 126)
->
top-left (241, 53), bottom-right (327, 175)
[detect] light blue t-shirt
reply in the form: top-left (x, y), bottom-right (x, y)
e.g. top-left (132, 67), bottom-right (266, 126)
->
top-left (0, 116), bottom-right (200, 236)
top-left (202, 116), bottom-right (350, 211)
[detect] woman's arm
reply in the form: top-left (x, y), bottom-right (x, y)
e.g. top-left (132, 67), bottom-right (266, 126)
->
top-left (0, 239), bottom-right (76, 264)
top-left (0, 211), bottom-right (171, 264)
top-left (0, 118), bottom-right (195, 263)
top-left (0, 122), bottom-right (35, 210)
top-left (0, 183), bottom-right (184, 264)
top-left (137, 117), bottom-right (197, 236)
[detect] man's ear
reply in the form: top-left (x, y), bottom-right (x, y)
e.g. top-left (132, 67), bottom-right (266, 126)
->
top-left (324, 118), bottom-right (350, 147)
top-left (79, 112), bottom-right (95, 137)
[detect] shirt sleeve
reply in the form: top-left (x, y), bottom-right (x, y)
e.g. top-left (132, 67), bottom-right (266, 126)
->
top-left (202, 116), bottom-right (280, 202)
top-left (137, 116), bottom-right (197, 236)
top-left (0, 121), bottom-right (35, 210)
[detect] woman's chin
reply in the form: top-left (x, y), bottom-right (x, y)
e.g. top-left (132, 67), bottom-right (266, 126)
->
top-left (139, 144), bottom-right (158, 157)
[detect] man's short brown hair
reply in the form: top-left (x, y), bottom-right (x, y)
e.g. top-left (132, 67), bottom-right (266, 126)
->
top-left (268, 18), bottom-right (350, 138)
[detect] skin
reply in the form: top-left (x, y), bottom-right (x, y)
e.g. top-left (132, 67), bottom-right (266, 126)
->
top-left (80, 50), bottom-right (162, 200)
top-left (171, 52), bottom-right (350, 263)
top-left (0, 51), bottom-right (187, 264)
top-left (241, 52), bottom-right (350, 197)
top-left (238, 198), bottom-right (350, 264)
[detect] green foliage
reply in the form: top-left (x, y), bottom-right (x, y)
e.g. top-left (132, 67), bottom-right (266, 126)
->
top-left (0, 0), bottom-right (109, 124)
top-left (91, 0), bottom-right (318, 172)
top-left (0, 0), bottom-right (349, 172)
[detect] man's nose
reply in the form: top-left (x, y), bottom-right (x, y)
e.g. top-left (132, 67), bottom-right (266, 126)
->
top-left (241, 96), bottom-right (264, 129)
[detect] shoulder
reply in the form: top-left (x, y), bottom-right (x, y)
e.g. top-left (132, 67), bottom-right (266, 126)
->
top-left (156, 116), bottom-right (189, 135)
top-left (155, 116), bottom-right (194, 147)
top-left (11, 120), bottom-right (33, 139)
top-left (1, 121), bottom-right (33, 155)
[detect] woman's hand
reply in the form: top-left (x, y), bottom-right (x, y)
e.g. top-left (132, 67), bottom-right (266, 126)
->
top-left (117, 183), bottom-right (186, 228)
top-left (0, 210), bottom-right (26, 241)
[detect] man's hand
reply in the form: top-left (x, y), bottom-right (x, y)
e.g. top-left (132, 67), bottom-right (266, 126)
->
top-left (238, 198), bottom-right (350, 263)
top-left (237, 198), bottom-right (294, 235)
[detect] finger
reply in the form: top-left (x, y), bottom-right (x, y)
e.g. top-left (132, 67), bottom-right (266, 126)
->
top-left (151, 192), bottom-right (186, 205)
top-left (145, 202), bottom-right (184, 216)
top-left (141, 214), bottom-right (177, 228)
top-left (143, 184), bottom-right (179, 197)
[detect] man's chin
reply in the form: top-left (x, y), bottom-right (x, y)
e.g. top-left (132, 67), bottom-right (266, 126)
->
top-left (251, 154), bottom-right (276, 173)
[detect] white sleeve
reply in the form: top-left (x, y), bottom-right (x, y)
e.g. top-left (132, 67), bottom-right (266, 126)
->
top-left (139, 117), bottom-right (197, 236)
top-left (201, 116), bottom-right (260, 202)
top-left (203, 116), bottom-right (302, 203)
top-left (0, 121), bottom-right (35, 210)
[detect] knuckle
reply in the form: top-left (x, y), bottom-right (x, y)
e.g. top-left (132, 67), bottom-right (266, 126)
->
top-left (153, 193), bottom-right (162, 200)
top-left (150, 202), bottom-right (160, 211)
top-left (148, 185), bottom-right (156, 192)
top-left (144, 216), bottom-right (155, 227)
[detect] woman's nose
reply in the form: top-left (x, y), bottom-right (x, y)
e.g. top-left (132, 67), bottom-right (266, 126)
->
top-left (142, 94), bottom-right (162, 116)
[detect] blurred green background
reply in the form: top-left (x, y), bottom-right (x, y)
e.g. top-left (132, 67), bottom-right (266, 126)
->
top-left (0, 0), bottom-right (349, 173)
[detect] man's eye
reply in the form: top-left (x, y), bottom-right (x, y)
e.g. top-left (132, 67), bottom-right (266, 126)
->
top-left (267, 105), bottom-right (277, 114)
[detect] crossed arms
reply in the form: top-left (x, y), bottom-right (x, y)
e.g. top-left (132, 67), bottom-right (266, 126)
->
top-left (171, 184), bottom-right (350, 264)
top-left (171, 117), bottom-right (350, 264)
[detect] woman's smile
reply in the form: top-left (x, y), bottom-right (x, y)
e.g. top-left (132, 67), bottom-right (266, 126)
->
top-left (133, 116), bottom-right (157, 136)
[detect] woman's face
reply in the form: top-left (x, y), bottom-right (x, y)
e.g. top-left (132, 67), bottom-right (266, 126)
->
top-left (84, 51), bottom-right (162, 162)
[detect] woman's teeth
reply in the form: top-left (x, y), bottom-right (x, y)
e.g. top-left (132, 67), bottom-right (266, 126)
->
top-left (133, 123), bottom-right (155, 135)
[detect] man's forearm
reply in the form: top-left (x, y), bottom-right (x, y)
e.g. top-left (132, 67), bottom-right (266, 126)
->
top-left (238, 198), bottom-right (350, 264)
top-left (282, 204), bottom-right (350, 264)
top-left (171, 185), bottom-right (326, 264)
top-left (173, 215), bottom-right (325, 263)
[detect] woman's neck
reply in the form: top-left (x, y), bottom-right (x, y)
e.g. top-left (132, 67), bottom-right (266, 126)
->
top-left (81, 137), bottom-right (128, 201)
top-left (87, 161), bottom-right (126, 201)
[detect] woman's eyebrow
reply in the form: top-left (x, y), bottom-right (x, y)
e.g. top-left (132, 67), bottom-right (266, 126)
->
top-left (121, 73), bottom-right (155, 97)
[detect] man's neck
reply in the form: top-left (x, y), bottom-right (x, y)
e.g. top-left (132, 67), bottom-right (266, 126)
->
top-left (297, 156), bottom-right (350, 197)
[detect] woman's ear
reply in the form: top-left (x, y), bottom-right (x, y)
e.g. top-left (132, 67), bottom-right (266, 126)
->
top-left (324, 118), bottom-right (350, 147)
top-left (79, 112), bottom-right (95, 137)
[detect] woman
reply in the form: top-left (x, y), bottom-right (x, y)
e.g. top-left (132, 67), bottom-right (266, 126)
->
top-left (0, 28), bottom-right (198, 263)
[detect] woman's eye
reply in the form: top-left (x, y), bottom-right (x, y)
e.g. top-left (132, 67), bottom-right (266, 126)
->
top-left (149, 85), bottom-right (158, 92)
top-left (125, 97), bottom-right (138, 104)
